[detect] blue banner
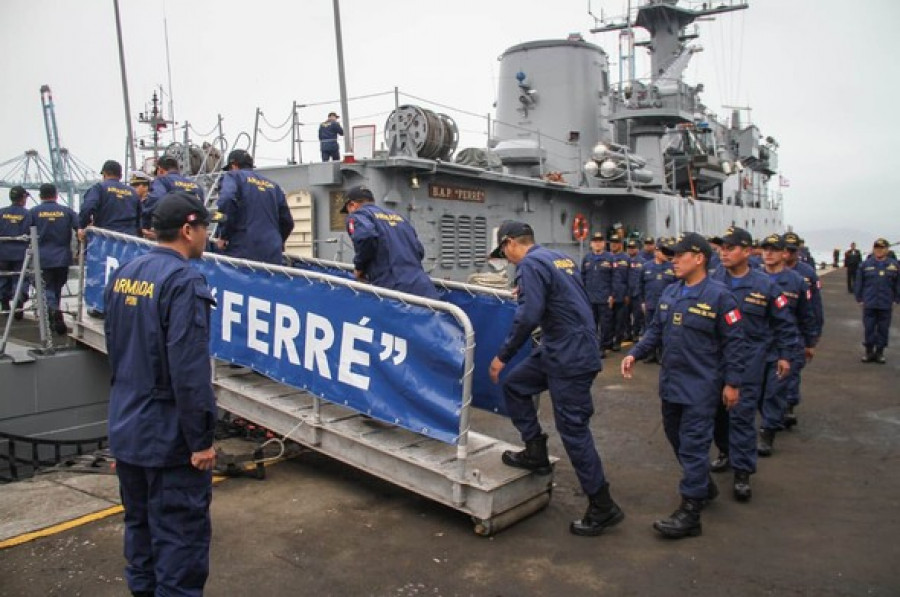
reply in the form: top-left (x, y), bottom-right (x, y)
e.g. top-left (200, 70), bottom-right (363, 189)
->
top-left (85, 234), bottom-right (467, 444)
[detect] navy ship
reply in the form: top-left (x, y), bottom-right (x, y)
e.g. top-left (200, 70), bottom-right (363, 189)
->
top-left (228, 0), bottom-right (784, 281)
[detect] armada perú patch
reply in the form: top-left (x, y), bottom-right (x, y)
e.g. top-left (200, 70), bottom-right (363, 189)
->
top-left (725, 309), bottom-right (742, 325)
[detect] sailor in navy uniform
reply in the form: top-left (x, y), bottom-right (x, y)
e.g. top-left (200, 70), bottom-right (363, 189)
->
top-left (623, 232), bottom-right (747, 538)
top-left (757, 234), bottom-right (818, 455)
top-left (104, 191), bottom-right (217, 597)
top-left (31, 183), bottom-right (78, 334)
top-left (855, 238), bottom-right (900, 363)
top-left (626, 239), bottom-right (644, 341)
top-left (709, 228), bottom-right (796, 501)
top-left (319, 112), bottom-right (344, 162)
top-left (489, 220), bottom-right (624, 537)
top-left (0, 186), bottom-right (33, 319)
top-left (844, 242), bottom-right (863, 293)
top-left (581, 232), bottom-right (612, 349)
top-left (141, 156), bottom-right (205, 237)
top-left (782, 231), bottom-right (823, 428)
top-left (639, 237), bottom-right (656, 262)
top-left (78, 159), bottom-right (140, 238)
top-left (340, 185), bottom-right (439, 299)
top-left (215, 149), bottom-right (294, 265)
top-left (607, 234), bottom-right (630, 351)
top-left (639, 239), bottom-right (676, 363)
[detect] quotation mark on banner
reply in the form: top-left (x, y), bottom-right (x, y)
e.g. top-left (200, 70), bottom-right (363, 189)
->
top-left (379, 333), bottom-right (408, 365)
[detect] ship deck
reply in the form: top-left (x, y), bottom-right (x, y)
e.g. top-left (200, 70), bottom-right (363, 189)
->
top-left (1, 270), bottom-right (898, 596)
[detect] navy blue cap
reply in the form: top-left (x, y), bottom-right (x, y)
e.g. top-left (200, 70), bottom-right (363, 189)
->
top-left (340, 185), bottom-right (375, 213)
top-left (721, 227), bottom-right (752, 248)
top-left (152, 191), bottom-right (210, 230)
top-left (663, 232), bottom-right (712, 261)
top-left (9, 186), bottom-right (29, 202)
top-left (490, 221), bottom-right (534, 259)
top-left (760, 233), bottom-right (785, 249)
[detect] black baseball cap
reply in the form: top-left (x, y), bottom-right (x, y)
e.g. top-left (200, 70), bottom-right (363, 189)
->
top-left (760, 234), bottom-right (785, 250)
top-left (152, 191), bottom-right (210, 230)
top-left (626, 239), bottom-right (638, 249)
top-left (590, 232), bottom-right (604, 242)
top-left (665, 232), bottom-right (712, 261)
top-left (721, 227), bottom-right (752, 248)
top-left (874, 238), bottom-right (890, 248)
top-left (608, 232), bottom-right (622, 243)
top-left (490, 220), bottom-right (534, 259)
top-left (101, 160), bottom-right (123, 177)
top-left (9, 186), bottom-right (29, 202)
top-left (782, 232), bottom-right (801, 250)
top-left (644, 236), bottom-right (655, 244)
top-left (156, 156), bottom-right (179, 171)
top-left (39, 183), bottom-right (57, 199)
top-left (328, 112), bottom-right (339, 118)
top-left (223, 149), bottom-right (254, 170)
top-left (339, 185), bottom-right (375, 213)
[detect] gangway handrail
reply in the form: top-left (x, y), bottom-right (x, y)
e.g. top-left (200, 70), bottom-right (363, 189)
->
top-left (80, 228), bottom-right (478, 483)
top-left (1, 227), bottom-right (53, 357)
top-left (284, 252), bottom-right (515, 301)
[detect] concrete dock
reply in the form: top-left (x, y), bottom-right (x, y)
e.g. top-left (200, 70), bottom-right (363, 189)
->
top-left (1, 270), bottom-right (898, 596)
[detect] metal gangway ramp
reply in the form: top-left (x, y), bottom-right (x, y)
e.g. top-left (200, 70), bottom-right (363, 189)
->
top-left (72, 229), bottom-right (554, 535)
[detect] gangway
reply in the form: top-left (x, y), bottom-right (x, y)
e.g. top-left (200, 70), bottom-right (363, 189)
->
top-left (71, 229), bottom-right (556, 535)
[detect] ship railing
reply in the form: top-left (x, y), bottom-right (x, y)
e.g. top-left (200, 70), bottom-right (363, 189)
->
top-left (80, 229), bottom-right (479, 494)
top-left (609, 77), bottom-right (699, 115)
top-left (0, 227), bottom-right (55, 358)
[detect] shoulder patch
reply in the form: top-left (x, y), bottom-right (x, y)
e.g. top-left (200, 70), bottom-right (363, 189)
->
top-left (725, 309), bottom-right (742, 325)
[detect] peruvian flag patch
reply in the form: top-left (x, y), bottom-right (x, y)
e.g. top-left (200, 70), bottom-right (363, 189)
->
top-left (817, 280), bottom-right (822, 289)
top-left (806, 289), bottom-right (812, 300)
top-left (775, 294), bottom-right (788, 309)
top-left (348, 219), bottom-right (355, 235)
top-left (725, 309), bottom-right (742, 325)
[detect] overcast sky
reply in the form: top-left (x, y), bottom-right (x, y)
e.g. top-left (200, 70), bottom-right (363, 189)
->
top-left (1, 0), bottom-right (898, 246)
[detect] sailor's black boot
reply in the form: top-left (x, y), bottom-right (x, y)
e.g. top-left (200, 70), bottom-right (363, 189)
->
top-left (0, 299), bottom-right (9, 315)
top-left (705, 476), bottom-right (719, 505)
top-left (862, 347), bottom-right (877, 363)
top-left (570, 483), bottom-right (625, 536)
top-left (875, 348), bottom-right (886, 364)
top-left (653, 498), bottom-right (703, 539)
top-left (783, 405), bottom-right (798, 429)
top-left (502, 433), bottom-right (551, 475)
top-left (733, 470), bottom-right (752, 502)
top-left (53, 309), bottom-right (68, 335)
top-left (758, 429), bottom-right (775, 457)
top-left (12, 300), bottom-right (23, 320)
top-left (710, 452), bottom-right (730, 473)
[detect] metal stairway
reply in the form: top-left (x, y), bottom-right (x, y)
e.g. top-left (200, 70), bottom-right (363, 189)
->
top-left (72, 309), bottom-right (554, 535)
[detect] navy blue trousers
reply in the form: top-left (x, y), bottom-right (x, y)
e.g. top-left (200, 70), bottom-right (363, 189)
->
top-left (116, 460), bottom-right (212, 597)
top-left (784, 347), bottom-right (806, 407)
top-left (628, 298), bottom-right (644, 338)
top-left (320, 144), bottom-right (340, 162)
top-left (661, 399), bottom-right (716, 500)
top-left (0, 259), bottom-right (29, 304)
top-left (863, 308), bottom-right (893, 350)
top-left (40, 267), bottom-right (68, 310)
top-left (503, 354), bottom-right (607, 496)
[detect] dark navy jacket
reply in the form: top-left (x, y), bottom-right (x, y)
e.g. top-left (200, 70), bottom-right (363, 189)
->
top-left (141, 173), bottom-right (204, 230)
top-left (789, 260), bottom-right (824, 333)
top-left (318, 120), bottom-right (344, 148)
top-left (581, 251), bottom-right (612, 304)
top-left (497, 245), bottom-right (601, 376)
top-left (609, 251), bottom-right (630, 302)
top-left (639, 249), bottom-right (655, 262)
top-left (707, 251), bottom-right (721, 272)
top-left (628, 255), bottom-right (644, 299)
top-left (711, 268), bottom-right (797, 364)
top-left (79, 179), bottom-right (140, 235)
top-left (0, 204), bottom-right (33, 261)
top-left (31, 201), bottom-right (77, 268)
top-left (216, 169), bottom-right (294, 264)
top-left (104, 247), bottom-right (217, 467)
top-left (640, 259), bottom-right (676, 311)
top-left (765, 267), bottom-right (818, 348)
top-left (629, 276), bottom-right (747, 405)
top-left (347, 204), bottom-right (438, 299)
top-left (854, 256), bottom-right (900, 309)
